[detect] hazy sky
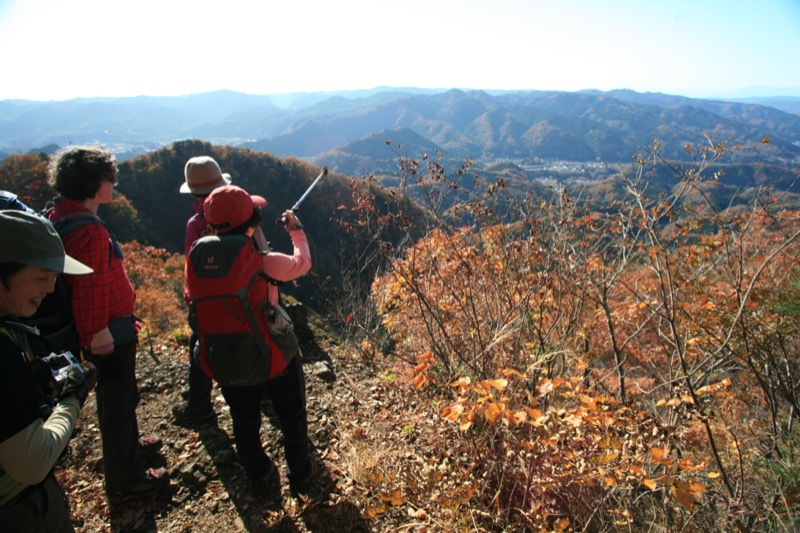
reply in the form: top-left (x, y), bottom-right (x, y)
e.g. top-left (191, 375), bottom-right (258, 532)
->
top-left (1, 0), bottom-right (799, 101)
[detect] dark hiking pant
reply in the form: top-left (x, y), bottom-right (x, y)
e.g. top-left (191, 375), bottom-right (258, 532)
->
top-left (188, 330), bottom-right (213, 409)
top-left (220, 357), bottom-right (310, 485)
top-left (87, 339), bottom-right (144, 493)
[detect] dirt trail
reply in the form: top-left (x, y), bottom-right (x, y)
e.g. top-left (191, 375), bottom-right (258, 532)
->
top-left (58, 312), bottom-right (432, 532)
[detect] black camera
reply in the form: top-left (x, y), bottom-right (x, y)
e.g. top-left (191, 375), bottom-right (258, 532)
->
top-left (42, 351), bottom-right (83, 386)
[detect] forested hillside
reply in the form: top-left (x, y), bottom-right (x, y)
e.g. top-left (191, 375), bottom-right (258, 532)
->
top-left (0, 140), bottom-right (424, 310)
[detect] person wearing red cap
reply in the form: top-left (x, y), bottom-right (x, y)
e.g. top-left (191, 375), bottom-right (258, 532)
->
top-left (185, 184), bottom-right (317, 498)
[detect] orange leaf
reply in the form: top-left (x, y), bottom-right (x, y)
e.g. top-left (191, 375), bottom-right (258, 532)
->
top-left (412, 373), bottom-right (426, 390)
top-left (526, 407), bottom-right (543, 419)
top-left (689, 481), bottom-right (707, 494)
top-left (484, 402), bottom-right (503, 425)
top-left (650, 446), bottom-right (669, 459)
top-left (488, 378), bottom-right (508, 391)
top-left (629, 465), bottom-right (646, 477)
top-left (450, 377), bottom-right (471, 388)
top-left (579, 394), bottom-right (600, 411)
top-left (565, 413), bottom-right (583, 428)
top-left (364, 503), bottom-right (387, 518)
top-left (379, 488), bottom-right (404, 506)
top-left (502, 368), bottom-right (526, 378)
top-left (671, 482), bottom-right (695, 510)
top-left (442, 403), bottom-right (464, 421)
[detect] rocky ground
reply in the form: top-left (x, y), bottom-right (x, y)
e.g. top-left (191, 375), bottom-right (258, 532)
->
top-left (55, 308), bottom-right (465, 533)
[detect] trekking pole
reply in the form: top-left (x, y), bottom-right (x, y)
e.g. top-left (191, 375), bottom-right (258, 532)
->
top-left (276, 167), bottom-right (328, 227)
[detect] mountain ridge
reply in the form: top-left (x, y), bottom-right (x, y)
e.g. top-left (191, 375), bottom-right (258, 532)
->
top-left (2, 88), bottom-right (799, 176)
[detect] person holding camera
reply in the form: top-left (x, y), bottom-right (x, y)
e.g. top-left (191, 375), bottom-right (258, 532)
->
top-left (46, 146), bottom-right (168, 504)
top-left (0, 210), bottom-right (97, 532)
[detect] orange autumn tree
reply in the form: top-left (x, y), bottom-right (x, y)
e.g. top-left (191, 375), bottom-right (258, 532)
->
top-left (120, 241), bottom-right (186, 340)
top-left (356, 136), bottom-right (800, 530)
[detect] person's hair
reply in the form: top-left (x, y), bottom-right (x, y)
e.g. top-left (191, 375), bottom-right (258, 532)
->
top-left (0, 262), bottom-right (26, 291)
top-left (47, 145), bottom-right (117, 201)
top-left (217, 208), bottom-right (262, 236)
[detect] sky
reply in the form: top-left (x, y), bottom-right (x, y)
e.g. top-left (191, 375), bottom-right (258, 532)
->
top-left (1, 0), bottom-right (799, 102)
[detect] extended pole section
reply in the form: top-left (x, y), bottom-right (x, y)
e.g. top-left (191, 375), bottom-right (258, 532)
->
top-left (276, 166), bottom-right (328, 227)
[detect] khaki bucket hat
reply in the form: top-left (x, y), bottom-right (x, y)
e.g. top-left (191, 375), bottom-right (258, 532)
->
top-left (180, 156), bottom-right (232, 195)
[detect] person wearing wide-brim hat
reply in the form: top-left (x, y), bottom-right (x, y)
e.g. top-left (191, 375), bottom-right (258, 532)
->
top-left (0, 209), bottom-right (96, 532)
top-left (172, 156), bottom-right (233, 423)
top-left (180, 155), bottom-right (232, 195)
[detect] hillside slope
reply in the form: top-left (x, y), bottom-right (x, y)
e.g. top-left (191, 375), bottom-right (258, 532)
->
top-left (59, 312), bottom-right (453, 532)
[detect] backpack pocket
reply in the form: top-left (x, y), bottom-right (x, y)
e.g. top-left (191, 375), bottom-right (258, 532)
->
top-left (202, 332), bottom-right (271, 387)
top-left (264, 304), bottom-right (300, 361)
top-left (265, 304), bottom-right (294, 337)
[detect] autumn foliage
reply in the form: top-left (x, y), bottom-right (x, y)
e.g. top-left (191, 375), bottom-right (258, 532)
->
top-left (337, 138), bottom-right (800, 531)
top-left (119, 241), bottom-right (187, 341)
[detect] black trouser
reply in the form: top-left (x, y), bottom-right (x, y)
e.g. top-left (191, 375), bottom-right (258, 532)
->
top-left (0, 475), bottom-right (74, 532)
top-left (86, 339), bottom-right (144, 493)
top-left (220, 357), bottom-right (310, 486)
top-left (188, 330), bottom-right (213, 409)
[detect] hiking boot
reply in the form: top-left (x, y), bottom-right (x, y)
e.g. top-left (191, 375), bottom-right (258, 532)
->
top-left (290, 458), bottom-right (320, 499)
top-left (139, 436), bottom-right (163, 460)
top-left (172, 400), bottom-right (214, 422)
top-left (107, 467), bottom-right (169, 505)
top-left (249, 462), bottom-right (279, 499)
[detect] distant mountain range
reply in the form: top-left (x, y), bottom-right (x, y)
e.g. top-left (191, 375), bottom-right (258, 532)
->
top-left (1, 88), bottom-right (799, 176)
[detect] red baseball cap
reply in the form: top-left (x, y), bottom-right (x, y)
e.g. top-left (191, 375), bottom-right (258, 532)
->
top-left (204, 185), bottom-right (267, 232)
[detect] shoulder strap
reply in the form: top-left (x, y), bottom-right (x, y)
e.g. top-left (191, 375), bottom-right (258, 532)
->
top-left (237, 271), bottom-right (273, 359)
top-left (0, 319), bottom-right (46, 356)
top-left (53, 212), bottom-right (123, 265)
top-left (53, 212), bottom-right (106, 241)
top-left (0, 321), bottom-right (16, 343)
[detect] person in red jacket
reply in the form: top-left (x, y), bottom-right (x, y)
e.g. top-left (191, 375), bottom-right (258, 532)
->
top-left (171, 156), bottom-right (231, 423)
top-left (46, 145), bottom-right (168, 505)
